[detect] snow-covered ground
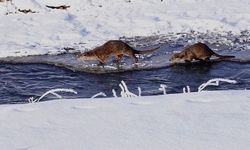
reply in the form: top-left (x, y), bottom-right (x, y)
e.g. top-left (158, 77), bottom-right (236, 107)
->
top-left (1, 90), bottom-right (250, 150)
top-left (1, 0), bottom-right (250, 149)
top-left (0, 0), bottom-right (250, 57)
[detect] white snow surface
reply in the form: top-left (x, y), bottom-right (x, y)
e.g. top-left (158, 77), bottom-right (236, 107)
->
top-left (1, 1), bottom-right (250, 149)
top-left (0, 0), bottom-right (250, 57)
top-left (0, 90), bottom-right (250, 150)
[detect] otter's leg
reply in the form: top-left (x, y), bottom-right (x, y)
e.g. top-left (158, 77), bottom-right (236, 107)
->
top-left (184, 57), bottom-right (193, 63)
top-left (132, 54), bottom-right (138, 63)
top-left (204, 57), bottom-right (210, 62)
top-left (195, 58), bottom-right (206, 63)
top-left (185, 60), bottom-right (192, 63)
top-left (97, 59), bottom-right (106, 67)
top-left (97, 61), bottom-right (105, 67)
top-left (113, 54), bottom-right (123, 65)
top-left (198, 57), bottom-right (210, 63)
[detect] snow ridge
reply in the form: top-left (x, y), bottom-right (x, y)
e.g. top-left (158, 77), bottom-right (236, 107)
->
top-left (1, 0), bottom-right (250, 57)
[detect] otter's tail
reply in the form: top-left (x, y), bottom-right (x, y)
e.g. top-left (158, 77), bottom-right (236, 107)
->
top-left (213, 52), bottom-right (235, 59)
top-left (133, 47), bottom-right (160, 54)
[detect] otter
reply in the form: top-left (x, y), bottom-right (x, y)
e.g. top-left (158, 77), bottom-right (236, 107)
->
top-left (169, 42), bottom-right (235, 63)
top-left (77, 40), bottom-right (159, 65)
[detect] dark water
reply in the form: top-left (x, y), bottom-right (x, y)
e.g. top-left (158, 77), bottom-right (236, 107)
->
top-left (0, 61), bottom-right (250, 104)
top-left (0, 38), bottom-right (250, 104)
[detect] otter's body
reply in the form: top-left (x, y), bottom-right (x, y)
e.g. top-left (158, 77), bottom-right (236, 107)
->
top-left (170, 42), bottom-right (235, 63)
top-left (78, 40), bottom-right (159, 65)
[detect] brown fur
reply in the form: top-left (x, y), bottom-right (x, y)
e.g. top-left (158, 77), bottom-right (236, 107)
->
top-left (77, 40), bottom-right (159, 65)
top-left (169, 42), bottom-right (235, 63)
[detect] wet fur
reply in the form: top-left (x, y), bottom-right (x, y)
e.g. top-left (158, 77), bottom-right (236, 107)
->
top-left (170, 42), bottom-right (235, 63)
top-left (78, 40), bottom-right (159, 65)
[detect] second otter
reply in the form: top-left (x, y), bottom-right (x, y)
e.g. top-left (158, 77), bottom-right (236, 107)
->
top-left (170, 42), bottom-right (235, 63)
top-left (78, 40), bottom-right (159, 65)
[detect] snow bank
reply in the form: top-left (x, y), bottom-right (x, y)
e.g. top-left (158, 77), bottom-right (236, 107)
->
top-left (0, 0), bottom-right (250, 57)
top-left (1, 1), bottom-right (250, 148)
top-left (0, 90), bottom-right (250, 150)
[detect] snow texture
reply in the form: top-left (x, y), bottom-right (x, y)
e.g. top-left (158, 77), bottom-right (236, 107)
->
top-left (0, 0), bottom-right (250, 149)
top-left (0, 0), bottom-right (250, 57)
top-left (0, 90), bottom-right (250, 150)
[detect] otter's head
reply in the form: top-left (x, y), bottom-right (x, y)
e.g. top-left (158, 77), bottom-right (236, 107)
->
top-left (77, 51), bottom-right (97, 61)
top-left (169, 53), bottom-right (184, 63)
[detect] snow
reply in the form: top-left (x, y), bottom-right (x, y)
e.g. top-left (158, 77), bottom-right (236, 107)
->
top-left (0, 0), bottom-right (250, 57)
top-left (0, 90), bottom-right (250, 150)
top-left (1, 0), bottom-right (250, 149)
